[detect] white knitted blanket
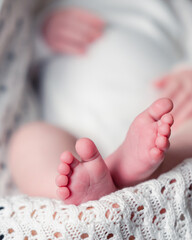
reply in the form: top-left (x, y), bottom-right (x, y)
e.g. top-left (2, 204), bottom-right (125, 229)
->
top-left (0, 159), bottom-right (192, 240)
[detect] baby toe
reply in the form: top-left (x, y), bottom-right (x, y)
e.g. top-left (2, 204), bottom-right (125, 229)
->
top-left (161, 113), bottom-right (174, 126)
top-left (75, 138), bottom-right (99, 161)
top-left (57, 187), bottom-right (70, 201)
top-left (56, 175), bottom-right (68, 187)
top-left (150, 147), bottom-right (164, 163)
top-left (60, 151), bottom-right (74, 164)
top-left (158, 123), bottom-right (171, 137)
top-left (58, 163), bottom-right (71, 175)
top-left (156, 135), bottom-right (170, 150)
top-left (148, 98), bottom-right (173, 121)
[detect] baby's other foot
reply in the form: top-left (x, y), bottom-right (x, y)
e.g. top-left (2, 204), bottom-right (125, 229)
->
top-left (106, 98), bottom-right (174, 188)
top-left (56, 138), bottom-right (116, 205)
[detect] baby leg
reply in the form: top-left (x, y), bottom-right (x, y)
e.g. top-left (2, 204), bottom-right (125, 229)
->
top-left (8, 122), bottom-right (77, 199)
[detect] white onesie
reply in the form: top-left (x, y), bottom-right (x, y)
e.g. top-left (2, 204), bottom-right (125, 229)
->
top-left (36, 0), bottom-right (192, 156)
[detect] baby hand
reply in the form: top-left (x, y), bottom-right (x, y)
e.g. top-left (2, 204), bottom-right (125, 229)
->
top-left (42, 8), bottom-right (104, 55)
top-left (155, 69), bottom-right (192, 128)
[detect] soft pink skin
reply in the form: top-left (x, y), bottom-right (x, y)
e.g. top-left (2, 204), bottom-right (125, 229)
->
top-left (56, 98), bottom-right (173, 204)
top-left (8, 123), bottom-right (78, 199)
top-left (155, 69), bottom-right (192, 129)
top-left (42, 8), bottom-right (104, 55)
top-left (56, 138), bottom-right (116, 205)
top-left (151, 69), bottom-right (192, 178)
top-left (106, 98), bottom-right (173, 188)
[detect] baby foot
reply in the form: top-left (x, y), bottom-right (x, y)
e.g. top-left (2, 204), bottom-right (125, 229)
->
top-left (106, 98), bottom-right (174, 188)
top-left (56, 138), bottom-right (116, 205)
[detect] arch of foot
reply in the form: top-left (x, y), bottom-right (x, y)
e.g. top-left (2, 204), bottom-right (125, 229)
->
top-left (0, 159), bottom-right (192, 240)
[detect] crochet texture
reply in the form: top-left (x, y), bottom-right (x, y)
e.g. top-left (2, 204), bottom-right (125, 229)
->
top-left (1, 159), bottom-right (192, 240)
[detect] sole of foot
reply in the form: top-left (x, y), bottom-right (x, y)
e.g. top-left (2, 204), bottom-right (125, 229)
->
top-left (106, 98), bottom-right (174, 188)
top-left (56, 138), bottom-right (117, 205)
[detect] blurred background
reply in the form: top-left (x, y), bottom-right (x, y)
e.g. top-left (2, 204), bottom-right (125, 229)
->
top-left (0, 0), bottom-right (50, 196)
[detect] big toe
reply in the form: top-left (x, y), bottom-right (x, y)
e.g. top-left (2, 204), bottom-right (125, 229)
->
top-left (149, 98), bottom-right (173, 121)
top-left (75, 138), bottom-right (100, 161)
